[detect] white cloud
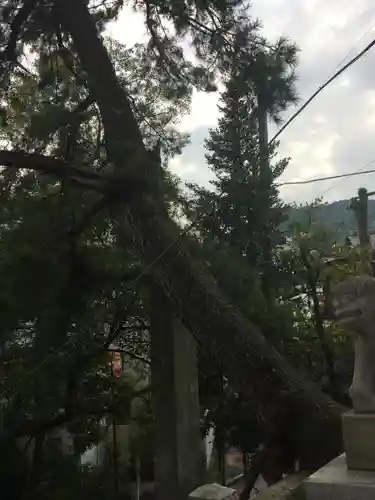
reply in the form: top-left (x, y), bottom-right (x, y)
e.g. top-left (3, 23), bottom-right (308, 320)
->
top-left (177, 89), bottom-right (222, 133)
top-left (253, 0), bottom-right (375, 203)
top-left (110, 0), bottom-right (375, 205)
top-left (106, 6), bottom-right (147, 46)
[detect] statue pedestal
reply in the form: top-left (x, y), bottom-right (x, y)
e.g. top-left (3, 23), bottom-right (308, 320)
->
top-left (304, 411), bottom-right (375, 499)
top-left (304, 454), bottom-right (375, 500)
top-left (342, 410), bottom-right (375, 471)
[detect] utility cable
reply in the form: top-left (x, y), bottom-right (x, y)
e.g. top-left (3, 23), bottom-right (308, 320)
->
top-left (318, 158), bottom-right (375, 200)
top-left (278, 164), bottom-right (375, 187)
top-left (269, 37), bottom-right (375, 146)
top-left (311, 20), bottom-right (375, 200)
top-left (276, 20), bottom-right (375, 197)
top-left (332, 19), bottom-right (375, 75)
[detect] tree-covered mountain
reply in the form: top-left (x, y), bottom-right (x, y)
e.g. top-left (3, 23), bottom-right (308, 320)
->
top-left (283, 199), bottom-right (375, 237)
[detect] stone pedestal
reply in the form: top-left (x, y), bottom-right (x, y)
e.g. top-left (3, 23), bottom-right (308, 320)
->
top-left (304, 454), bottom-right (375, 500)
top-left (342, 410), bottom-right (375, 471)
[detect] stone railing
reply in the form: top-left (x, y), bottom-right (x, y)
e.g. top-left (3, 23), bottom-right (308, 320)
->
top-left (190, 473), bottom-right (307, 500)
top-left (189, 483), bottom-right (238, 500)
top-left (253, 473), bottom-right (307, 499)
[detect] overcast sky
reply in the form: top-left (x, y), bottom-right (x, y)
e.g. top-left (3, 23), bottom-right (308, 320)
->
top-left (108, 0), bottom-right (375, 205)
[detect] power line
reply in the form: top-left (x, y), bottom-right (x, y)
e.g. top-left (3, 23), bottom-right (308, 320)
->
top-left (269, 36), bottom-right (375, 146)
top-left (314, 20), bottom-right (375, 200)
top-left (278, 165), bottom-right (375, 187)
top-left (275, 20), bottom-right (375, 200)
top-left (332, 19), bottom-right (375, 75)
top-left (318, 158), bottom-right (375, 199)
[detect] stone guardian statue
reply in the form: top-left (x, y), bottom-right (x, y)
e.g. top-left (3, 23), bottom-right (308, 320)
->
top-left (333, 275), bottom-right (375, 413)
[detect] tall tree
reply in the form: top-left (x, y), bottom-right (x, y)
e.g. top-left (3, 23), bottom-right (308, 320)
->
top-left (189, 26), bottom-right (297, 296)
top-left (188, 27), bottom-right (303, 486)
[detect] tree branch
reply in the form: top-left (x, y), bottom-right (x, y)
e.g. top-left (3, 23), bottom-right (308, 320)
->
top-left (56, 0), bottom-right (145, 165)
top-left (0, 0), bottom-right (37, 67)
top-left (0, 150), bottom-right (146, 196)
top-left (0, 150), bottom-right (102, 189)
top-left (6, 384), bottom-right (151, 442)
top-left (49, 94), bottom-right (95, 141)
top-left (67, 195), bottom-right (110, 239)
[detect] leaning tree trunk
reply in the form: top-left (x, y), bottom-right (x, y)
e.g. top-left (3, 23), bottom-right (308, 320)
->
top-left (56, 0), bottom-right (345, 469)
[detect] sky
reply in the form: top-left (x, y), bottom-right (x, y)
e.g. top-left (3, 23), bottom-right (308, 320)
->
top-left (107, 0), bottom-right (375, 205)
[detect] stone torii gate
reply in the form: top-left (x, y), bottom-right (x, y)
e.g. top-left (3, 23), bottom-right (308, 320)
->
top-left (150, 285), bottom-right (204, 500)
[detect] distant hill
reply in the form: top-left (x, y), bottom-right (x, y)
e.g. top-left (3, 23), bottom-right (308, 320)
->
top-left (282, 199), bottom-right (375, 237)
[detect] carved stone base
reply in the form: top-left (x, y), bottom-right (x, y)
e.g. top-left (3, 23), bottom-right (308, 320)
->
top-left (342, 410), bottom-right (375, 471)
top-left (304, 454), bottom-right (375, 500)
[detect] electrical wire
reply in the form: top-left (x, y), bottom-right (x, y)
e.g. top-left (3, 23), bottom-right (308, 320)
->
top-left (269, 36), bottom-right (375, 146)
top-left (278, 164), bottom-right (375, 186)
top-left (318, 158), bottom-right (375, 200)
top-left (332, 19), bottom-right (375, 75)
top-left (278, 20), bottom-right (375, 198)
top-left (315, 20), bottom-right (375, 200)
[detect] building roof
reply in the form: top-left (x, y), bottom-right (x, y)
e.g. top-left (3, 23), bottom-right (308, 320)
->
top-left (347, 233), bottom-right (375, 248)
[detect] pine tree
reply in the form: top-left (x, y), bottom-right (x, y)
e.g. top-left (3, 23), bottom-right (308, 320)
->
top-left (188, 31), bottom-right (302, 474)
top-left (191, 27), bottom-right (297, 291)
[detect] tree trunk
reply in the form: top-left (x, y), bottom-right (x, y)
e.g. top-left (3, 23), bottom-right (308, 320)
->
top-left (57, 0), bottom-right (345, 469)
top-left (257, 94), bottom-right (273, 299)
top-left (310, 284), bottom-right (337, 392)
top-left (239, 468), bottom-right (259, 500)
top-left (238, 447), bottom-right (277, 500)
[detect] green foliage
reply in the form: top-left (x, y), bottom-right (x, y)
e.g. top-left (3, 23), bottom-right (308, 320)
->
top-left (277, 206), bottom-right (356, 402)
top-left (235, 29), bottom-right (299, 125)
